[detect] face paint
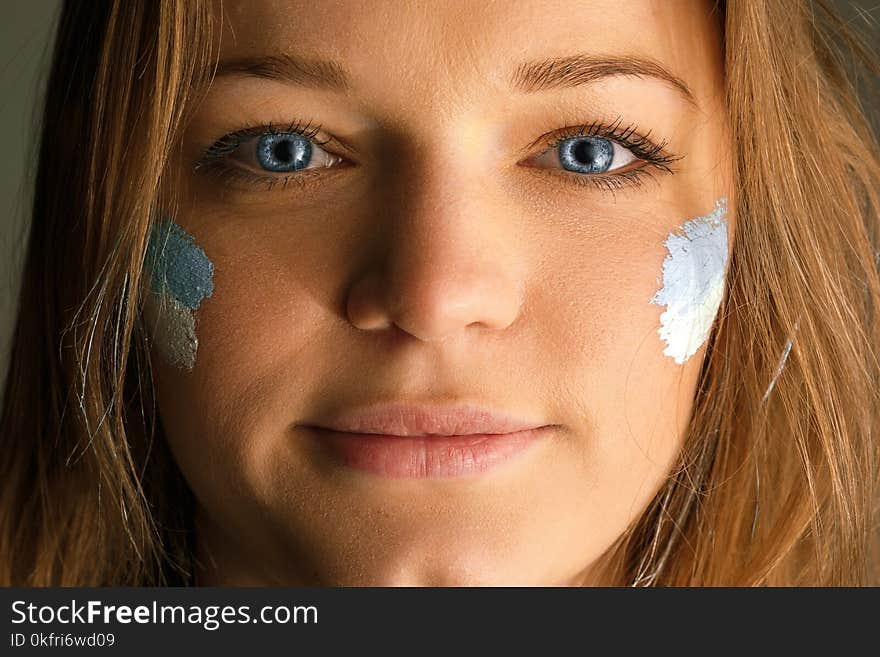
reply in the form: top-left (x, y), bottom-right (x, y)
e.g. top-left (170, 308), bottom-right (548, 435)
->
top-left (143, 219), bottom-right (214, 370)
top-left (649, 198), bottom-right (729, 365)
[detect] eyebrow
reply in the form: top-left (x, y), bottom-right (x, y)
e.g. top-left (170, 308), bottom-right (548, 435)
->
top-left (213, 53), bottom-right (352, 91)
top-left (509, 54), bottom-right (698, 107)
top-left (213, 52), bottom-right (697, 107)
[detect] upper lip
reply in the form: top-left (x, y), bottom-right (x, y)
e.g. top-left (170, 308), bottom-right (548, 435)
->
top-left (304, 401), bottom-right (550, 437)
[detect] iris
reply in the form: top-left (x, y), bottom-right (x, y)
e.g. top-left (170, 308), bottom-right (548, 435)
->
top-left (256, 133), bottom-right (313, 172)
top-left (558, 136), bottom-right (614, 174)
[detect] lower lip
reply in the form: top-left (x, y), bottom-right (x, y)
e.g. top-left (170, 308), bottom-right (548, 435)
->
top-left (304, 426), bottom-right (552, 478)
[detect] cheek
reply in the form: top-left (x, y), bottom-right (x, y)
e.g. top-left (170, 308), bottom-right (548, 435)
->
top-left (149, 230), bottom-right (342, 517)
top-left (153, 248), bottom-right (325, 435)
top-left (537, 200), bottom-right (728, 530)
top-left (549, 255), bottom-right (684, 453)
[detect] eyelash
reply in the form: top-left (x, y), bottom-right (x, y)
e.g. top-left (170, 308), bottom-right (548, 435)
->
top-left (193, 115), bottom-right (682, 194)
top-left (534, 116), bottom-right (681, 193)
top-left (194, 118), bottom-right (337, 192)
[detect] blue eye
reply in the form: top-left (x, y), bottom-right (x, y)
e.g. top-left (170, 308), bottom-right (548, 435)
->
top-left (558, 136), bottom-right (614, 174)
top-left (527, 133), bottom-right (639, 177)
top-left (196, 123), bottom-right (344, 185)
top-left (256, 133), bottom-right (312, 172)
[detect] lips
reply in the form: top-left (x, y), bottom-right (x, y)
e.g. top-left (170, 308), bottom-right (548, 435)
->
top-left (309, 401), bottom-right (547, 436)
top-left (299, 401), bottom-right (555, 478)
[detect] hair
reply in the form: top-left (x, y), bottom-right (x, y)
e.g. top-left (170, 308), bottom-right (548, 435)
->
top-left (1, 0), bottom-right (878, 586)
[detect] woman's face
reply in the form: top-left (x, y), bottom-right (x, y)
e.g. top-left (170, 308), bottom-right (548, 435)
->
top-left (152, 0), bottom-right (732, 584)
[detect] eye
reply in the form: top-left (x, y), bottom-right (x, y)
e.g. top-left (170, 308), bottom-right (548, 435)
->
top-left (228, 131), bottom-right (343, 174)
top-left (193, 120), bottom-right (353, 193)
top-left (529, 135), bottom-right (639, 175)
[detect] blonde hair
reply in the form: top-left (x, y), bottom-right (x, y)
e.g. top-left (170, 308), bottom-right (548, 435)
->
top-left (1, 0), bottom-right (878, 585)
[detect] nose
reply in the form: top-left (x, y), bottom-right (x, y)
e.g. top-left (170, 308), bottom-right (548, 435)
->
top-left (345, 165), bottom-right (526, 343)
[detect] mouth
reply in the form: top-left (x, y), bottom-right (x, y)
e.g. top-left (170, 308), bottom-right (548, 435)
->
top-left (301, 426), bottom-right (554, 479)
top-left (298, 401), bottom-right (556, 479)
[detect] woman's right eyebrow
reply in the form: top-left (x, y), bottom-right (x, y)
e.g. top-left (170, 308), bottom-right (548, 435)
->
top-left (213, 53), bottom-right (352, 92)
top-left (212, 51), bottom-right (698, 109)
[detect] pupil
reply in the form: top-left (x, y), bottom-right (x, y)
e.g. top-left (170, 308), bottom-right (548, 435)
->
top-left (274, 139), bottom-right (293, 163)
top-left (575, 140), bottom-right (600, 165)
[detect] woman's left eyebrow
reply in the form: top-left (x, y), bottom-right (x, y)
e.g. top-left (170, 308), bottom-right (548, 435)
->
top-left (508, 53), bottom-right (698, 109)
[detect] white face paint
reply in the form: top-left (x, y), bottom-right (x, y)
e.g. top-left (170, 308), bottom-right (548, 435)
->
top-left (650, 198), bottom-right (729, 365)
top-left (143, 293), bottom-right (198, 370)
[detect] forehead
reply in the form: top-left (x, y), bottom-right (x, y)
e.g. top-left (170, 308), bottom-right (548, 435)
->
top-left (213, 0), bottom-right (723, 105)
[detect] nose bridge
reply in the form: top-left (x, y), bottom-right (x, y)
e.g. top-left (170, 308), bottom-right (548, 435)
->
top-left (391, 137), bottom-right (489, 253)
top-left (346, 130), bottom-right (526, 342)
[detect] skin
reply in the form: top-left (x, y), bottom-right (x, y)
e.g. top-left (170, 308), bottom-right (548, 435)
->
top-left (154, 0), bottom-right (733, 585)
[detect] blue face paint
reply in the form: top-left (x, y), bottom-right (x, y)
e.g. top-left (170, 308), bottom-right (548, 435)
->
top-left (143, 219), bottom-right (215, 370)
top-left (146, 220), bottom-right (214, 309)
